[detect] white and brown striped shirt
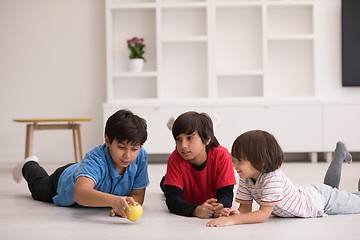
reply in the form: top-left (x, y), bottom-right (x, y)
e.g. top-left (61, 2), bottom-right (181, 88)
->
top-left (235, 169), bottom-right (323, 218)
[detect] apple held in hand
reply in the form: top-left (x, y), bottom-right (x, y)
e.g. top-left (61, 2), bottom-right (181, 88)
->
top-left (125, 202), bottom-right (143, 222)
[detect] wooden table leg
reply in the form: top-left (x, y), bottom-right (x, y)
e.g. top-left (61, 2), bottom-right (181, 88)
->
top-left (77, 124), bottom-right (84, 161)
top-left (72, 124), bottom-right (81, 163)
top-left (25, 124), bottom-right (34, 158)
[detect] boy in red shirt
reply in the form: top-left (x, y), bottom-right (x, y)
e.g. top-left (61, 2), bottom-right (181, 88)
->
top-left (160, 111), bottom-right (236, 218)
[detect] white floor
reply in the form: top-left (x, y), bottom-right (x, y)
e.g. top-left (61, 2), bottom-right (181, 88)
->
top-left (1, 160), bottom-right (360, 240)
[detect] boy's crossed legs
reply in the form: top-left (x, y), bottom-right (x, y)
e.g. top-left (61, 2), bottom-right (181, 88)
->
top-left (313, 142), bottom-right (360, 215)
top-left (324, 142), bottom-right (353, 189)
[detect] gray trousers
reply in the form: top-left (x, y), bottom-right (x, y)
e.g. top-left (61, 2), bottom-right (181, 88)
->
top-left (309, 182), bottom-right (360, 215)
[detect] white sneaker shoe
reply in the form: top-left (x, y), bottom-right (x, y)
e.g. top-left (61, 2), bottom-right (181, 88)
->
top-left (12, 155), bottom-right (39, 183)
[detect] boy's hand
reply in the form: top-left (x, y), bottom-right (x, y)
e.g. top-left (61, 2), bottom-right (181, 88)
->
top-left (212, 202), bottom-right (224, 218)
top-left (109, 196), bottom-right (136, 218)
top-left (206, 216), bottom-right (237, 227)
top-left (192, 198), bottom-right (217, 218)
top-left (206, 208), bottom-right (241, 227)
top-left (228, 207), bottom-right (240, 215)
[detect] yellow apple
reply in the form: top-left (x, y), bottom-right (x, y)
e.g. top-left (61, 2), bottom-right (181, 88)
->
top-left (125, 202), bottom-right (143, 222)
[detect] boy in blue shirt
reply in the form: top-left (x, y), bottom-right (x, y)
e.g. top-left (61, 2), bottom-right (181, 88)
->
top-left (12, 109), bottom-right (149, 219)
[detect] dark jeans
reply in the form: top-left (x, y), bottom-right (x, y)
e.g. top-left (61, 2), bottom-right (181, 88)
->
top-left (22, 161), bottom-right (74, 203)
top-left (160, 175), bottom-right (166, 193)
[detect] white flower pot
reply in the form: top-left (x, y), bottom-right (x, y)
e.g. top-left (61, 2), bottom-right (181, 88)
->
top-left (128, 59), bottom-right (144, 72)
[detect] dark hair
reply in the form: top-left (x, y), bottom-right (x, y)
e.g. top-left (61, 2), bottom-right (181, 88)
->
top-left (231, 130), bottom-right (284, 173)
top-left (105, 109), bottom-right (147, 145)
top-left (172, 111), bottom-right (219, 152)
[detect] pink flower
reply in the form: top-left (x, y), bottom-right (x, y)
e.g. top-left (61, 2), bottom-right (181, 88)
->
top-left (127, 37), bottom-right (146, 61)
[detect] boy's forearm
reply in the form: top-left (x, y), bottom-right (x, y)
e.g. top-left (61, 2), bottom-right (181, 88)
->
top-left (74, 176), bottom-right (117, 208)
top-left (215, 185), bottom-right (234, 208)
top-left (74, 186), bottom-right (115, 208)
top-left (230, 210), bottom-right (269, 224)
top-left (231, 205), bottom-right (274, 224)
top-left (164, 185), bottom-right (198, 216)
top-left (129, 188), bottom-right (146, 205)
top-left (131, 195), bottom-right (144, 205)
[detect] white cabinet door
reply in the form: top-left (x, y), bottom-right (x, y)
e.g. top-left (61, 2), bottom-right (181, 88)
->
top-left (323, 103), bottom-right (360, 152)
top-left (214, 104), bottom-right (322, 152)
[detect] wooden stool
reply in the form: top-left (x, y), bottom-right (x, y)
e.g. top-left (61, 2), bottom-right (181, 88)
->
top-left (13, 118), bottom-right (93, 162)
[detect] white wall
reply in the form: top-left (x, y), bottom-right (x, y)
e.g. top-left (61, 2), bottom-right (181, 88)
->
top-left (1, 0), bottom-right (359, 163)
top-left (0, 0), bottom-right (106, 163)
top-left (315, 0), bottom-right (360, 98)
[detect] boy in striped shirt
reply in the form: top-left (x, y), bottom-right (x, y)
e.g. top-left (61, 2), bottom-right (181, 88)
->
top-left (207, 130), bottom-right (360, 227)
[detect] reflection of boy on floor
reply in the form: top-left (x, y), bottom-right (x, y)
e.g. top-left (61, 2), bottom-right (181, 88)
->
top-left (13, 109), bottom-right (149, 219)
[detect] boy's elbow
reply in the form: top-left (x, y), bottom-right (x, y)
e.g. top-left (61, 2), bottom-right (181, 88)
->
top-left (255, 205), bottom-right (274, 223)
top-left (258, 216), bottom-right (270, 223)
top-left (257, 211), bottom-right (272, 223)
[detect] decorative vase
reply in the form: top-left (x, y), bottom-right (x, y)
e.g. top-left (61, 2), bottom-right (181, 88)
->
top-left (128, 58), bottom-right (144, 72)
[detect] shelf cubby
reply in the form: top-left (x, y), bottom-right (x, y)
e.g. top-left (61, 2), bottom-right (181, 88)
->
top-left (267, 5), bottom-right (313, 36)
top-left (215, 6), bottom-right (263, 72)
top-left (111, 9), bottom-right (157, 73)
top-left (217, 75), bottom-right (263, 98)
top-left (161, 7), bottom-right (207, 39)
top-left (162, 42), bottom-right (208, 99)
top-left (267, 40), bottom-right (314, 97)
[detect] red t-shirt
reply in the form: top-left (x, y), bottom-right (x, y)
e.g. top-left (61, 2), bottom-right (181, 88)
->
top-left (163, 145), bottom-right (236, 205)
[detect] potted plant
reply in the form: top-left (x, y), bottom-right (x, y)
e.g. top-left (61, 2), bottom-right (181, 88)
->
top-left (127, 37), bottom-right (146, 72)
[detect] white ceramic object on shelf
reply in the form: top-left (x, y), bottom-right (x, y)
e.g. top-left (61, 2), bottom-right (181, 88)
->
top-left (128, 58), bottom-right (144, 72)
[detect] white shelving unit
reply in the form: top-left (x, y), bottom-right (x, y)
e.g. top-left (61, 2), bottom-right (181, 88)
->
top-left (105, 0), bottom-right (315, 99)
top-left (104, 0), bottom-right (360, 161)
top-left (106, 0), bottom-right (315, 101)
